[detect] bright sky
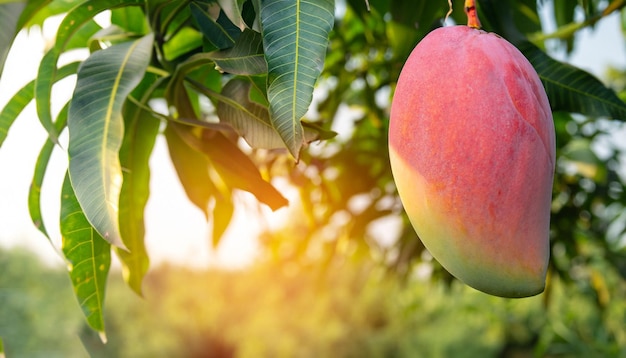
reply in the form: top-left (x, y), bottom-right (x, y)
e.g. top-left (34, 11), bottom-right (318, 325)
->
top-left (0, 9), bottom-right (625, 269)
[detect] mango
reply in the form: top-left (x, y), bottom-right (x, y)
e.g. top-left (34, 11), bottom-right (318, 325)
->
top-left (388, 26), bottom-right (555, 298)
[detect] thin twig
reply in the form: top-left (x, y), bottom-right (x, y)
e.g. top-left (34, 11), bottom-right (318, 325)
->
top-left (530, 0), bottom-right (626, 42)
top-left (445, 0), bottom-right (453, 24)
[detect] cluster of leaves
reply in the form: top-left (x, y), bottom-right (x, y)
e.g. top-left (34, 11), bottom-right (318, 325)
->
top-left (1, 0), bottom-right (336, 337)
top-left (1, 0), bottom-right (626, 342)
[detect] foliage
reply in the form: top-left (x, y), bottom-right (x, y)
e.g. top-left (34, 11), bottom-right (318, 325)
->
top-left (2, 247), bottom-right (625, 357)
top-left (0, 0), bottom-right (626, 345)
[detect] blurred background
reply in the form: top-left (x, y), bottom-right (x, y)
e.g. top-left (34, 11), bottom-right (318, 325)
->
top-left (1, 0), bottom-right (626, 357)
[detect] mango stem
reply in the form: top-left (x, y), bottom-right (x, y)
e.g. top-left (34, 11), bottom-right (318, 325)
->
top-left (465, 0), bottom-right (482, 29)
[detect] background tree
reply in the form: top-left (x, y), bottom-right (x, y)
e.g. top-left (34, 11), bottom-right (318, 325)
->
top-left (0, 0), bottom-right (625, 352)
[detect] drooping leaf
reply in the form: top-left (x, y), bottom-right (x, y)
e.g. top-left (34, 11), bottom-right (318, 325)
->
top-left (10, 63), bottom-right (79, 241)
top-left (35, 0), bottom-right (144, 142)
top-left (159, 123), bottom-right (236, 249)
top-left (554, 0), bottom-right (577, 28)
top-left (0, 83), bottom-right (33, 148)
top-left (115, 78), bottom-right (161, 295)
top-left (60, 173), bottom-right (111, 341)
top-left (260, 0), bottom-right (335, 158)
top-left (164, 123), bottom-right (213, 217)
top-left (0, 2), bottom-right (26, 79)
top-left (67, 33), bottom-right (154, 249)
top-left (172, 124), bottom-right (289, 210)
top-left (23, 0), bottom-right (77, 28)
top-left (28, 102), bottom-right (68, 242)
top-left (518, 41), bottom-right (626, 120)
top-left (217, 77), bottom-right (281, 148)
top-left (210, 28), bottom-right (267, 75)
top-left (218, 77), bottom-right (321, 149)
top-left (217, 0), bottom-right (247, 30)
top-left (0, 61), bottom-right (80, 148)
top-left (211, 192), bottom-right (234, 248)
top-left (190, 2), bottom-right (238, 50)
top-left (511, 0), bottom-right (541, 36)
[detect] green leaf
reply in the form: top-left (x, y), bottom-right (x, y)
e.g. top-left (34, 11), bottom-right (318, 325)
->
top-left (260, 0), bottom-right (335, 158)
top-left (23, 0), bottom-right (76, 28)
top-left (111, 5), bottom-right (149, 34)
top-left (217, 77), bottom-right (321, 149)
top-left (164, 123), bottom-right (213, 217)
top-left (217, 0), bottom-right (247, 30)
top-left (190, 2), bottom-right (238, 50)
top-left (535, 0), bottom-right (576, 51)
top-left (210, 28), bottom-right (267, 75)
top-left (0, 61), bottom-right (80, 148)
top-left (60, 173), bottom-right (111, 341)
top-left (0, 2), bottom-right (26, 79)
top-left (29, 102), bottom-right (68, 241)
top-left (68, 33), bottom-right (154, 249)
top-left (35, 0), bottom-right (144, 142)
top-left (160, 123), bottom-right (235, 249)
top-left (7, 63), bottom-right (79, 240)
top-left (65, 19), bottom-right (102, 51)
top-left (218, 77), bottom-right (280, 148)
top-left (0, 81), bottom-right (33, 149)
top-left (211, 193), bottom-right (234, 248)
top-left (518, 41), bottom-right (626, 120)
top-left (554, 0), bottom-right (577, 28)
top-left (115, 80), bottom-right (161, 295)
top-left (171, 124), bottom-right (289, 210)
top-left (162, 26), bottom-right (203, 61)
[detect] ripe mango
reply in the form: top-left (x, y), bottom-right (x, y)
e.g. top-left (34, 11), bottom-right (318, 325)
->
top-left (389, 26), bottom-right (555, 298)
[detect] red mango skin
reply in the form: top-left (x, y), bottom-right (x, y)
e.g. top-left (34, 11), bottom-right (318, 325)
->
top-left (389, 26), bottom-right (556, 298)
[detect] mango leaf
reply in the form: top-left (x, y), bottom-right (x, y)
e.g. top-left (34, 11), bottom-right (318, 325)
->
top-left (511, 0), bottom-right (541, 36)
top-left (211, 192), bottom-right (234, 248)
top-left (217, 77), bottom-right (320, 149)
top-left (0, 61), bottom-right (80, 148)
top-left (115, 81), bottom-right (161, 295)
top-left (111, 5), bottom-right (149, 34)
top-left (35, 0), bottom-right (144, 142)
top-left (165, 123), bottom-right (234, 247)
top-left (171, 123), bottom-right (289, 210)
top-left (164, 123), bottom-right (213, 217)
top-left (260, 0), bottom-right (335, 158)
top-left (162, 26), bottom-right (203, 61)
top-left (60, 173), bottom-right (111, 341)
top-left (217, 0), bottom-right (247, 30)
top-left (66, 19), bottom-right (103, 51)
top-left (217, 77), bottom-right (279, 148)
top-left (518, 41), bottom-right (626, 120)
top-left (23, 0), bottom-right (77, 28)
top-left (0, 2), bottom-right (26, 79)
top-left (210, 28), bottom-right (267, 75)
top-left (68, 33), bottom-right (153, 249)
top-left (553, 0), bottom-right (577, 51)
top-left (190, 2), bottom-right (239, 50)
top-left (554, 0), bottom-right (577, 28)
top-left (29, 102), bottom-right (68, 242)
